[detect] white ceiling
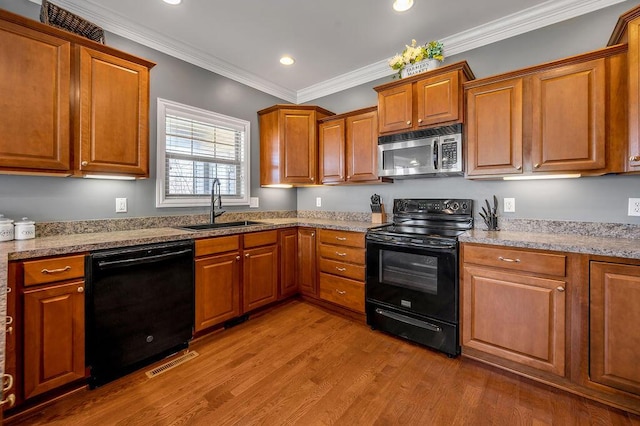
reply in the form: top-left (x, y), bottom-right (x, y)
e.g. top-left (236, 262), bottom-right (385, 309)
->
top-left (31, 0), bottom-right (630, 102)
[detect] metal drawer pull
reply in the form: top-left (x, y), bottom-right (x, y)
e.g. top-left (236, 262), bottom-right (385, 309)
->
top-left (335, 252), bottom-right (347, 257)
top-left (5, 316), bottom-right (13, 335)
top-left (41, 265), bottom-right (72, 274)
top-left (335, 237), bottom-right (347, 241)
top-left (3, 374), bottom-right (13, 392)
top-left (336, 289), bottom-right (346, 295)
top-left (498, 256), bottom-right (520, 263)
top-left (336, 267), bottom-right (347, 272)
top-left (0, 394), bottom-right (15, 409)
top-left (630, 155), bottom-right (640, 162)
top-left (556, 286), bottom-right (565, 292)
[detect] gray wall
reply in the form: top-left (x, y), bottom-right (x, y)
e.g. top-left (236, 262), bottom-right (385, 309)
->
top-left (302, 0), bottom-right (640, 224)
top-left (1, 0), bottom-right (640, 224)
top-left (0, 0), bottom-right (296, 221)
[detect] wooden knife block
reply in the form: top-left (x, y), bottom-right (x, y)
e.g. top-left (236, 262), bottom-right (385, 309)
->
top-left (371, 204), bottom-right (387, 224)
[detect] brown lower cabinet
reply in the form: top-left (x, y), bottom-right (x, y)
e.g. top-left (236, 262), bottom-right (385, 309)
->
top-left (461, 243), bottom-right (640, 415)
top-left (23, 280), bottom-right (85, 399)
top-left (297, 228), bottom-right (317, 296)
top-left (279, 228), bottom-right (298, 299)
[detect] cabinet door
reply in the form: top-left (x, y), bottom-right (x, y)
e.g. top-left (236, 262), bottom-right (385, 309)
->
top-left (319, 119), bottom-right (345, 184)
top-left (298, 228), bottom-right (317, 296)
top-left (280, 109), bottom-right (317, 184)
top-left (77, 47), bottom-right (150, 176)
top-left (416, 70), bottom-right (460, 127)
top-left (377, 84), bottom-right (413, 134)
top-left (462, 266), bottom-right (566, 376)
top-left (346, 110), bottom-right (378, 182)
top-left (23, 281), bottom-right (85, 399)
top-left (279, 229), bottom-right (298, 299)
top-left (590, 262), bottom-right (640, 395)
top-left (195, 252), bottom-right (241, 332)
top-left (466, 78), bottom-right (524, 176)
top-left (0, 20), bottom-right (71, 172)
top-left (627, 18), bottom-right (640, 171)
top-left (243, 245), bottom-right (278, 312)
top-left (531, 59), bottom-right (606, 172)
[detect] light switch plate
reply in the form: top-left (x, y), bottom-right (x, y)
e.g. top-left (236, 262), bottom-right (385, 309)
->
top-left (316, 197), bottom-right (322, 207)
top-left (250, 197), bottom-right (259, 208)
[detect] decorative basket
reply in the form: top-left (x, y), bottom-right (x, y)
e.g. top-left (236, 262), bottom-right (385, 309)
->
top-left (39, 0), bottom-right (106, 44)
top-left (400, 59), bottom-right (440, 78)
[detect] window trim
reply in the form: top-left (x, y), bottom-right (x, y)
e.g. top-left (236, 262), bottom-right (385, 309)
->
top-left (156, 98), bottom-right (251, 208)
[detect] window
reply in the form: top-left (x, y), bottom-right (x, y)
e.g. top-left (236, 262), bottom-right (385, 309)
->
top-left (156, 98), bottom-right (250, 207)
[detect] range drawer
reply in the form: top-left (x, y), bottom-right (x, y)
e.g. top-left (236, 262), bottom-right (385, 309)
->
top-left (319, 244), bottom-right (365, 264)
top-left (319, 273), bottom-right (365, 313)
top-left (464, 244), bottom-right (566, 277)
top-left (318, 229), bottom-right (365, 248)
top-left (23, 254), bottom-right (85, 286)
top-left (319, 258), bottom-right (365, 281)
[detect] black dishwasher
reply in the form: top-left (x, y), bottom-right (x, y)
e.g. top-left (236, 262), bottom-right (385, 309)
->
top-left (86, 240), bottom-right (194, 388)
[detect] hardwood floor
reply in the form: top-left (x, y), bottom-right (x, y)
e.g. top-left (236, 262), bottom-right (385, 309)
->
top-left (7, 300), bottom-right (640, 425)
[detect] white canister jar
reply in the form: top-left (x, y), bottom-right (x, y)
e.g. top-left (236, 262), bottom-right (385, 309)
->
top-left (14, 217), bottom-right (35, 240)
top-left (0, 215), bottom-right (14, 241)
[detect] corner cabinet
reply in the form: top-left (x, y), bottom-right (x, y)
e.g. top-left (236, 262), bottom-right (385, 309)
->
top-left (0, 9), bottom-right (154, 178)
top-left (319, 106), bottom-right (386, 184)
top-left (259, 105), bottom-right (334, 186)
top-left (374, 61), bottom-right (474, 135)
top-left (465, 45), bottom-right (627, 178)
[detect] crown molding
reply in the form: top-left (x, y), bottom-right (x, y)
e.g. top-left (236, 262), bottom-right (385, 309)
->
top-left (30, 0), bottom-right (629, 104)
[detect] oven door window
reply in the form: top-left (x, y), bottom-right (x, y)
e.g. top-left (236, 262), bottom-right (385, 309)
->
top-left (380, 249), bottom-right (438, 295)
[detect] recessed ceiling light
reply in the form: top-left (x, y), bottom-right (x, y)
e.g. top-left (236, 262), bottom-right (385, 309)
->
top-left (280, 56), bottom-right (295, 66)
top-left (393, 0), bottom-right (414, 12)
top-left (163, 0), bottom-right (182, 5)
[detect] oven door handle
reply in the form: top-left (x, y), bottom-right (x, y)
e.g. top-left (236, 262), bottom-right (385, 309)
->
top-left (375, 308), bottom-right (442, 333)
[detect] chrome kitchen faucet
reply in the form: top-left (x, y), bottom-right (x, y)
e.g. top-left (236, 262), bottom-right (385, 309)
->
top-left (210, 178), bottom-right (225, 223)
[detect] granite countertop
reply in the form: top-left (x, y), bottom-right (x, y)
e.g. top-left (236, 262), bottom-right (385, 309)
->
top-left (459, 229), bottom-right (640, 259)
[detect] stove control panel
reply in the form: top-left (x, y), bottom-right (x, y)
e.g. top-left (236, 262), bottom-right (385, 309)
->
top-left (394, 198), bottom-right (473, 215)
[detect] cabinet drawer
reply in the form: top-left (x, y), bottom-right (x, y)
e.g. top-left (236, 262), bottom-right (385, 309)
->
top-left (318, 229), bottom-right (365, 248)
top-left (319, 258), bottom-right (365, 281)
top-left (244, 230), bottom-right (278, 248)
top-left (195, 235), bottom-right (240, 257)
top-left (23, 255), bottom-right (85, 286)
top-left (319, 244), bottom-right (365, 265)
top-left (464, 245), bottom-right (566, 277)
top-left (319, 273), bottom-right (365, 313)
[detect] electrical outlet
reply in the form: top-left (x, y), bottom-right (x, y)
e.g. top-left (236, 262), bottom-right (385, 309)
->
top-left (250, 197), bottom-right (259, 208)
top-left (504, 198), bottom-right (515, 213)
top-left (115, 198), bottom-right (127, 213)
top-left (629, 198), bottom-right (640, 216)
top-left (316, 197), bottom-right (322, 207)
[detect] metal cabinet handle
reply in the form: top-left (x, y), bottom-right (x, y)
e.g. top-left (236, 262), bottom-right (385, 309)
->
top-left (556, 286), bottom-right (565, 292)
top-left (310, 177), bottom-right (315, 181)
top-left (236, 256), bottom-right (241, 261)
top-left (406, 121), bottom-right (411, 125)
top-left (6, 327), bottom-right (12, 335)
top-left (41, 266), bottom-right (71, 275)
top-left (335, 252), bottom-right (347, 257)
top-left (516, 165), bottom-right (522, 170)
top-left (418, 119), bottom-right (423, 123)
top-left (498, 256), bottom-right (520, 263)
top-left (5, 316), bottom-right (13, 335)
top-left (0, 394), bottom-right (15, 409)
top-left (336, 267), bottom-right (347, 272)
top-left (630, 155), bottom-right (640, 162)
top-left (335, 289), bottom-right (346, 295)
top-left (3, 374), bottom-right (13, 392)
top-left (245, 253), bottom-right (250, 258)
top-left (335, 237), bottom-right (347, 241)
top-left (534, 163), bottom-right (540, 168)
top-left (81, 161), bottom-right (88, 166)
top-left (77, 287), bottom-right (84, 293)
top-left (311, 232), bottom-right (315, 237)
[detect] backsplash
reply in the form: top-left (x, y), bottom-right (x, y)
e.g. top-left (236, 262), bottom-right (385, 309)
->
top-left (482, 217), bottom-right (640, 240)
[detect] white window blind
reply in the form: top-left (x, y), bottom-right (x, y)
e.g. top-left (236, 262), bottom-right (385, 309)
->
top-left (156, 99), bottom-right (250, 207)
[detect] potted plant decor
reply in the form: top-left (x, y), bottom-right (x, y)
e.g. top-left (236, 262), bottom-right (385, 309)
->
top-left (388, 39), bottom-right (445, 78)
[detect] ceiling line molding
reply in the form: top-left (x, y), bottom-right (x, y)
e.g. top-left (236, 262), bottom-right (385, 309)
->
top-left (299, 0), bottom-right (629, 102)
top-left (30, 0), bottom-right (629, 104)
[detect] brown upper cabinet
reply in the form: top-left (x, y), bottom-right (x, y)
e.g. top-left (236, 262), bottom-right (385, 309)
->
top-left (374, 61), bottom-right (474, 135)
top-left (465, 45), bottom-right (627, 178)
top-left (0, 10), bottom-right (154, 178)
top-left (318, 106), bottom-right (387, 184)
top-left (609, 4), bottom-right (640, 173)
top-left (259, 104), bottom-right (334, 186)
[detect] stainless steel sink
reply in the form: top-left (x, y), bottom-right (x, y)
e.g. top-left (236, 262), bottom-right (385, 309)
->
top-left (179, 220), bottom-right (264, 231)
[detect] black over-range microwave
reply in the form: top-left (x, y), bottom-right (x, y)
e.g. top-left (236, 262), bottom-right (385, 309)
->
top-left (377, 124), bottom-right (463, 178)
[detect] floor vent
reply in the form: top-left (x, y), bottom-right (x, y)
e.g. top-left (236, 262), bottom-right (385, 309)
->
top-left (145, 350), bottom-right (199, 379)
